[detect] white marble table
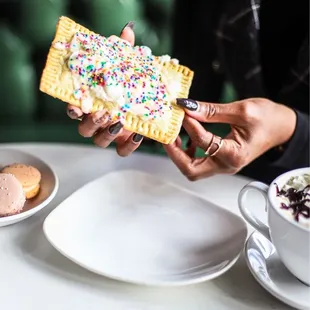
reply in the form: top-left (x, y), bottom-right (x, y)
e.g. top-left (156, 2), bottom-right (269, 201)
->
top-left (0, 143), bottom-right (294, 310)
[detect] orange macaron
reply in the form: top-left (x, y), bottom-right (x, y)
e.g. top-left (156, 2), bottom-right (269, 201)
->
top-left (2, 163), bottom-right (41, 199)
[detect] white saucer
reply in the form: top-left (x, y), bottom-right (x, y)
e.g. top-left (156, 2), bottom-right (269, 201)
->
top-left (245, 231), bottom-right (310, 310)
top-left (43, 170), bottom-right (247, 286)
top-left (0, 148), bottom-right (59, 227)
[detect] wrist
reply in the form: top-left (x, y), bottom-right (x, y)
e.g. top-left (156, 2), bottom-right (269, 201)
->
top-left (274, 104), bottom-right (297, 147)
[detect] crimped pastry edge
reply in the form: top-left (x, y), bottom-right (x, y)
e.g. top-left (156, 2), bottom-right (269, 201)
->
top-left (40, 16), bottom-right (194, 144)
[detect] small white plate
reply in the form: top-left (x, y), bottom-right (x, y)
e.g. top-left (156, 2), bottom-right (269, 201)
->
top-left (245, 231), bottom-right (310, 310)
top-left (0, 148), bottom-right (59, 227)
top-left (43, 170), bottom-right (247, 286)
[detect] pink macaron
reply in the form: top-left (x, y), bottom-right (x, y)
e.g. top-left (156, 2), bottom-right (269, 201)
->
top-left (0, 173), bottom-right (26, 217)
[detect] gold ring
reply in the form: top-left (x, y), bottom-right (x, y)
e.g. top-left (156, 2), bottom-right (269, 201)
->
top-left (204, 135), bottom-right (223, 157)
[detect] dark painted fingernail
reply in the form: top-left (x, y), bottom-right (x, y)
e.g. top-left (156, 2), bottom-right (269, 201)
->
top-left (186, 138), bottom-right (192, 148)
top-left (68, 109), bottom-right (78, 118)
top-left (132, 134), bottom-right (143, 143)
top-left (176, 98), bottom-right (198, 111)
top-left (120, 21), bottom-right (134, 35)
top-left (108, 122), bottom-right (123, 135)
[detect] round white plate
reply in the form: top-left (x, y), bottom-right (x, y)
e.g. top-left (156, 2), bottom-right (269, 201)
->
top-left (245, 231), bottom-right (310, 310)
top-left (0, 148), bottom-right (59, 227)
top-left (43, 169), bottom-right (247, 286)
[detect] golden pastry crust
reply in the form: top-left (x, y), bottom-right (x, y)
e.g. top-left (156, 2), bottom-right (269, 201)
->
top-left (40, 16), bottom-right (194, 144)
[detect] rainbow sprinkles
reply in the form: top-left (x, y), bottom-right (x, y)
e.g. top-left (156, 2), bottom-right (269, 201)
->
top-left (54, 32), bottom-right (180, 124)
top-left (40, 17), bottom-right (193, 144)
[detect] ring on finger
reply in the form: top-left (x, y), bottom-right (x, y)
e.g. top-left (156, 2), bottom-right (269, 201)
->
top-left (204, 134), bottom-right (223, 157)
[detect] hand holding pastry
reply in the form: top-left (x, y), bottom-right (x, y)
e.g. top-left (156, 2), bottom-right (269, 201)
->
top-left (42, 17), bottom-right (192, 156)
top-left (164, 98), bottom-right (297, 181)
top-left (66, 22), bottom-right (143, 157)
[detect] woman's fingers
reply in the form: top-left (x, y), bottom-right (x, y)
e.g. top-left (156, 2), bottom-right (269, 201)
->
top-left (163, 140), bottom-right (193, 176)
top-left (183, 116), bottom-right (243, 167)
top-left (163, 141), bottom-right (222, 181)
top-left (185, 140), bottom-right (196, 158)
top-left (116, 133), bottom-right (143, 157)
top-left (164, 116), bottom-right (244, 180)
top-left (78, 113), bottom-right (142, 154)
top-left (120, 21), bottom-right (135, 46)
top-left (175, 136), bottom-right (183, 148)
top-left (67, 105), bottom-right (83, 119)
top-left (163, 136), bottom-right (218, 181)
top-left (93, 121), bottom-right (124, 148)
top-left (182, 116), bottom-right (225, 159)
top-left (182, 116), bottom-right (215, 150)
top-left (176, 98), bottom-right (245, 125)
top-left (78, 110), bottom-right (111, 137)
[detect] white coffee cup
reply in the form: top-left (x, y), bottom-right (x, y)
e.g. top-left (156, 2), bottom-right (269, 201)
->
top-left (238, 167), bottom-right (310, 286)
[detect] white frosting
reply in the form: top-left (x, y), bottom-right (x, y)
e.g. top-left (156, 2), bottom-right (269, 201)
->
top-left (53, 42), bottom-right (68, 50)
top-left (54, 32), bottom-right (182, 128)
top-left (158, 55), bottom-right (179, 66)
top-left (282, 174), bottom-right (310, 191)
top-left (81, 97), bottom-right (93, 114)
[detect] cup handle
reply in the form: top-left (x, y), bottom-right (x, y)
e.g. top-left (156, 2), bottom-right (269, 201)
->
top-left (238, 181), bottom-right (271, 240)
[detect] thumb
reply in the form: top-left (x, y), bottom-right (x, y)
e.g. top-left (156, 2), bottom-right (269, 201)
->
top-left (119, 21), bottom-right (135, 46)
top-left (176, 98), bottom-right (241, 124)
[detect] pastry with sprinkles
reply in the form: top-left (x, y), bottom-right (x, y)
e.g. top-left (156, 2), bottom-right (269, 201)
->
top-left (40, 16), bottom-right (194, 144)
